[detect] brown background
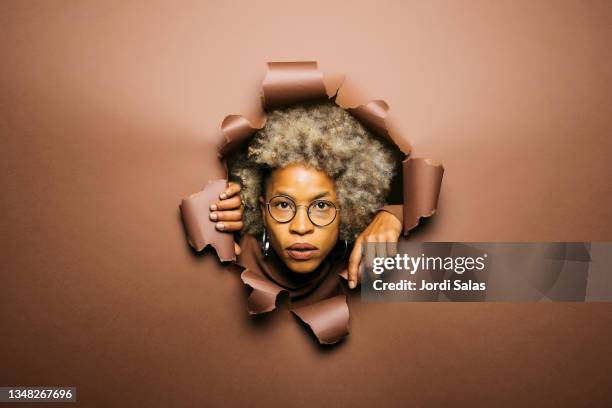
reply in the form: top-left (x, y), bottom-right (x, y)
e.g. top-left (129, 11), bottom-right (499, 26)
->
top-left (1, 1), bottom-right (611, 406)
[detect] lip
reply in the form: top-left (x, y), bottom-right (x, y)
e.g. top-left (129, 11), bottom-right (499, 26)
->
top-left (286, 243), bottom-right (319, 261)
top-left (287, 243), bottom-right (318, 250)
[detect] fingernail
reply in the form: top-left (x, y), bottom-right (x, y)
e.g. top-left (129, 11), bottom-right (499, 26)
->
top-left (349, 280), bottom-right (355, 289)
top-left (210, 204), bottom-right (217, 211)
top-left (216, 222), bottom-right (224, 231)
top-left (209, 212), bottom-right (218, 221)
top-left (220, 192), bottom-right (227, 199)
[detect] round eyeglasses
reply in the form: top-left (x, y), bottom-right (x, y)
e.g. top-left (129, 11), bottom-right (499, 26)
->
top-left (265, 194), bottom-right (338, 227)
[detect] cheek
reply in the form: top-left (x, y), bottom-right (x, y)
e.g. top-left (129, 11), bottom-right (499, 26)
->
top-left (320, 222), bottom-right (340, 248)
top-left (266, 220), bottom-right (289, 247)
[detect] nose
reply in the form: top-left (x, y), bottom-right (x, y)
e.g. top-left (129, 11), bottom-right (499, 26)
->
top-left (289, 206), bottom-right (314, 235)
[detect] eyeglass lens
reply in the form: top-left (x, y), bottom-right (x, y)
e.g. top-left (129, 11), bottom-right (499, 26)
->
top-left (268, 196), bottom-right (336, 226)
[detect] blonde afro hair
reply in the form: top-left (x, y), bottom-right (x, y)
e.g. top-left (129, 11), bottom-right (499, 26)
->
top-left (226, 100), bottom-right (404, 242)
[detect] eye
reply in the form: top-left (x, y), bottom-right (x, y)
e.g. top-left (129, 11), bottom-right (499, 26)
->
top-left (313, 201), bottom-right (332, 210)
top-left (270, 197), bottom-right (294, 210)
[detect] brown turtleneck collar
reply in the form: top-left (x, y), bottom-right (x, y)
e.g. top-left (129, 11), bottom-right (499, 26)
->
top-left (236, 233), bottom-right (351, 344)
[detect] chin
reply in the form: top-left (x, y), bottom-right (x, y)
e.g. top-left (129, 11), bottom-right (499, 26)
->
top-left (284, 258), bottom-right (322, 274)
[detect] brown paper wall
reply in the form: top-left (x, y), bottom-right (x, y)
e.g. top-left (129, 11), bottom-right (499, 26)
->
top-left (1, 1), bottom-right (611, 406)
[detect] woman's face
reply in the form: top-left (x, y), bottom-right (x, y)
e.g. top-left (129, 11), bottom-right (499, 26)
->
top-left (259, 164), bottom-right (340, 274)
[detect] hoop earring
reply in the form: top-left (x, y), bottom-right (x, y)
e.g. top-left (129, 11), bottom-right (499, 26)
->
top-left (261, 228), bottom-right (270, 258)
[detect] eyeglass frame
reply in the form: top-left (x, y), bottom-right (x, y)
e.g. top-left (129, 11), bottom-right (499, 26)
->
top-left (263, 194), bottom-right (340, 227)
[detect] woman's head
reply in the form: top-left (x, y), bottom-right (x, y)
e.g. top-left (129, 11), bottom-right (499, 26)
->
top-left (227, 100), bottom-right (403, 272)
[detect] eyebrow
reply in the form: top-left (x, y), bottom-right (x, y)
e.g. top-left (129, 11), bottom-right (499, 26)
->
top-left (274, 190), bottom-right (331, 201)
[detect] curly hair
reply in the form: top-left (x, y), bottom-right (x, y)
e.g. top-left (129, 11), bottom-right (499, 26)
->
top-left (226, 100), bottom-right (404, 242)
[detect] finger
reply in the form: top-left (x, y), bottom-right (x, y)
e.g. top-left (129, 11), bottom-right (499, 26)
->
top-left (387, 231), bottom-right (398, 257)
top-left (355, 256), bottom-right (364, 286)
top-left (215, 221), bottom-right (243, 232)
top-left (376, 237), bottom-right (387, 260)
top-left (211, 195), bottom-right (241, 211)
top-left (209, 209), bottom-right (243, 222)
top-left (364, 235), bottom-right (377, 269)
top-left (220, 182), bottom-right (241, 199)
top-left (347, 238), bottom-right (363, 289)
top-left (234, 242), bottom-right (241, 256)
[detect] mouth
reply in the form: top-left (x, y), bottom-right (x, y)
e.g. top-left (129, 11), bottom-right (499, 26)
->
top-left (286, 243), bottom-right (319, 261)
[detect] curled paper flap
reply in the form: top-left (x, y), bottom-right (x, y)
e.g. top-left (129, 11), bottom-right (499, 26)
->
top-left (240, 269), bottom-right (287, 314)
top-left (348, 100), bottom-right (394, 145)
top-left (262, 61), bottom-right (330, 109)
top-left (291, 295), bottom-right (350, 345)
top-left (402, 158), bottom-right (444, 234)
top-left (334, 77), bottom-right (412, 156)
top-left (179, 179), bottom-right (236, 262)
top-left (217, 114), bottom-right (266, 159)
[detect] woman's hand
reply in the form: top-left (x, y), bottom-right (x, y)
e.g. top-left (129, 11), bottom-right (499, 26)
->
top-left (347, 210), bottom-right (402, 289)
top-left (209, 181), bottom-right (244, 256)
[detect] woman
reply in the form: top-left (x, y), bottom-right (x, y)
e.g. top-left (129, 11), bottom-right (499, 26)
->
top-left (209, 100), bottom-right (405, 290)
